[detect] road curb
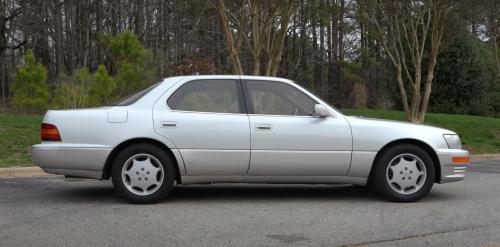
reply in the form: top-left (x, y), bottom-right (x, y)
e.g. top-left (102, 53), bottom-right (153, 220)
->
top-left (1, 154), bottom-right (499, 178)
top-left (0, 166), bottom-right (50, 178)
top-left (471, 154), bottom-right (500, 162)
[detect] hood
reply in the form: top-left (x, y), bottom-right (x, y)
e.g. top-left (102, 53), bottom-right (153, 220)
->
top-left (345, 116), bottom-right (456, 135)
top-left (344, 115), bottom-right (456, 151)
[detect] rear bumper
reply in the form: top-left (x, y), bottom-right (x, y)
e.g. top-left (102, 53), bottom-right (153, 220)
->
top-left (31, 143), bottom-right (112, 179)
top-left (436, 149), bottom-right (469, 183)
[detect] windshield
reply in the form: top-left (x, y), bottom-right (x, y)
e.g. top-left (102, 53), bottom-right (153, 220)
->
top-left (112, 83), bottom-right (160, 106)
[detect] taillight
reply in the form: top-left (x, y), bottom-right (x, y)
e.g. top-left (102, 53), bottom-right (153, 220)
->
top-left (41, 123), bottom-right (61, 141)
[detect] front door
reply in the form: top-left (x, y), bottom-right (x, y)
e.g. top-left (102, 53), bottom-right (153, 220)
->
top-left (243, 80), bottom-right (352, 176)
top-left (153, 79), bottom-right (250, 176)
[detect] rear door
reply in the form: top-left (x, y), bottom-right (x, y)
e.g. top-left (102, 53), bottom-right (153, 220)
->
top-left (153, 79), bottom-right (250, 176)
top-left (243, 80), bottom-right (352, 176)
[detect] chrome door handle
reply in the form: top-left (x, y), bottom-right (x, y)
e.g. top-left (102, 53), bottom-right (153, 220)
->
top-left (256, 124), bottom-right (272, 131)
top-left (161, 121), bottom-right (177, 128)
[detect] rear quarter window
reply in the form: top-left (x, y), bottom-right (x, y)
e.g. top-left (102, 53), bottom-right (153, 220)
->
top-left (112, 83), bottom-right (160, 106)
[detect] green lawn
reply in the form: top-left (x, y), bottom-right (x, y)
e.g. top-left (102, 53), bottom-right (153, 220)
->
top-left (343, 109), bottom-right (500, 154)
top-left (0, 110), bottom-right (499, 168)
top-left (0, 114), bottom-right (42, 168)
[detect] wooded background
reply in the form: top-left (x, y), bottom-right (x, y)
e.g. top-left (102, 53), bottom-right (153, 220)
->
top-left (1, 0), bottom-right (499, 120)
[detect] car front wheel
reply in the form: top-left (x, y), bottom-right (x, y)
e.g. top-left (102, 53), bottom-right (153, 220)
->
top-left (111, 143), bottom-right (175, 204)
top-left (373, 144), bottom-right (435, 202)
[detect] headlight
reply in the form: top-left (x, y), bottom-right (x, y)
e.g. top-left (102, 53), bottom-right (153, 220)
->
top-left (443, 134), bottom-right (462, 149)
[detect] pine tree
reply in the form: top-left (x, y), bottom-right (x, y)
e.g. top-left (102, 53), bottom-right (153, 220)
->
top-left (10, 50), bottom-right (50, 112)
top-left (89, 65), bottom-right (116, 106)
top-left (99, 31), bottom-right (156, 97)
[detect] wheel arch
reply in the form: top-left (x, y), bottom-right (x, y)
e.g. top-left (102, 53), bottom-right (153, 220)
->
top-left (101, 138), bottom-right (182, 183)
top-left (366, 138), bottom-right (441, 185)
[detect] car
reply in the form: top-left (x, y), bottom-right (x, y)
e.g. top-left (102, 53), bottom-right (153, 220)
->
top-left (32, 75), bottom-right (469, 203)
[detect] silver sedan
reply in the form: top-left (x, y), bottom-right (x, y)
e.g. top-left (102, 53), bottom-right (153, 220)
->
top-left (32, 75), bottom-right (469, 203)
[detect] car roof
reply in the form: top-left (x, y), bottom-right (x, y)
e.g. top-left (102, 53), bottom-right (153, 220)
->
top-left (160, 75), bottom-right (295, 84)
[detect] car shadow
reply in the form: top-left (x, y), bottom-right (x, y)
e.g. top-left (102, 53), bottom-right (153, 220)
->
top-left (48, 182), bottom-right (382, 203)
top-left (169, 184), bottom-right (381, 203)
top-left (168, 184), bottom-right (461, 204)
top-left (48, 185), bottom-right (120, 203)
top-left (46, 181), bottom-right (457, 204)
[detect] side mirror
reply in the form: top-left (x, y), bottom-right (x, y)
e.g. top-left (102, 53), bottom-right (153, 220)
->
top-left (313, 104), bottom-right (331, 118)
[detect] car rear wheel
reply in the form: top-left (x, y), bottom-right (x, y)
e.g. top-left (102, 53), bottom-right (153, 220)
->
top-left (111, 143), bottom-right (175, 203)
top-left (373, 144), bottom-right (435, 202)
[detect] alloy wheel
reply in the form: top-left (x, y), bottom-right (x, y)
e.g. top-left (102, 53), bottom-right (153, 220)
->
top-left (386, 153), bottom-right (427, 195)
top-left (121, 153), bottom-right (165, 196)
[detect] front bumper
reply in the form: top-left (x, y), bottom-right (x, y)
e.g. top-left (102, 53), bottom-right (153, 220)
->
top-left (31, 143), bottom-right (112, 179)
top-left (436, 149), bottom-right (469, 183)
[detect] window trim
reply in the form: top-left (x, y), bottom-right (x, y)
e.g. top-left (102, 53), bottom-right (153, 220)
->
top-left (242, 79), bottom-right (319, 117)
top-left (165, 79), bottom-right (248, 115)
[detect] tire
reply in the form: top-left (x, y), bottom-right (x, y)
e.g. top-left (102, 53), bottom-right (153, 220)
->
top-left (111, 143), bottom-right (176, 204)
top-left (373, 144), bottom-right (435, 202)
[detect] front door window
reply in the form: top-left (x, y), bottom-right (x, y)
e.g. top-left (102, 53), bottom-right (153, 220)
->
top-left (245, 80), bottom-right (316, 116)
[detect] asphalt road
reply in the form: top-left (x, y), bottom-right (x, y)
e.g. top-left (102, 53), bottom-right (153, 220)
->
top-left (1, 161), bottom-right (500, 247)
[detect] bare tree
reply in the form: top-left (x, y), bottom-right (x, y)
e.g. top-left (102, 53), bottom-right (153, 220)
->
top-left (0, 0), bottom-right (23, 105)
top-left (215, 0), bottom-right (295, 76)
top-left (368, 0), bottom-right (453, 123)
top-left (215, 0), bottom-right (245, 74)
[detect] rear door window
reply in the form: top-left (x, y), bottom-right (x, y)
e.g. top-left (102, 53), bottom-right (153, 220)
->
top-left (167, 79), bottom-right (243, 114)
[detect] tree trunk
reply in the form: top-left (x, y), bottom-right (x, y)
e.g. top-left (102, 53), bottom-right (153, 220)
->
top-left (419, 49), bottom-right (439, 123)
top-left (396, 66), bottom-right (411, 121)
top-left (0, 52), bottom-right (5, 105)
top-left (54, 0), bottom-right (64, 82)
top-left (494, 37), bottom-right (500, 78)
top-left (319, 8), bottom-right (325, 97)
top-left (299, 0), bottom-right (307, 84)
top-left (65, 0), bottom-right (75, 74)
top-left (326, 0), bottom-right (333, 101)
top-left (0, 12), bottom-right (6, 105)
top-left (96, 0), bottom-right (104, 65)
top-left (312, 6), bottom-right (318, 90)
top-left (337, 0), bottom-right (344, 102)
top-left (216, 0), bottom-right (244, 74)
top-left (135, 0), bottom-right (145, 42)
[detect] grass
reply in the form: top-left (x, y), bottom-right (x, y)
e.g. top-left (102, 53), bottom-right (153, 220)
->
top-left (0, 110), bottom-right (499, 168)
top-left (0, 114), bottom-right (42, 168)
top-left (343, 109), bottom-right (500, 154)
